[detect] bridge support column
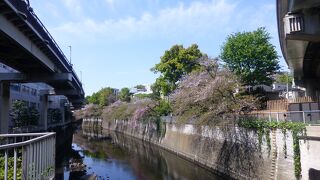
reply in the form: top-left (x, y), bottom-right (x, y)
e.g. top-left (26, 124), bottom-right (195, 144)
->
top-left (61, 107), bottom-right (65, 124)
top-left (0, 82), bottom-right (10, 134)
top-left (304, 80), bottom-right (320, 100)
top-left (40, 94), bottom-right (48, 131)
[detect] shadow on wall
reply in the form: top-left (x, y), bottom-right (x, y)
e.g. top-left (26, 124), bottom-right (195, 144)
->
top-left (216, 127), bottom-right (260, 178)
top-left (309, 168), bottom-right (320, 180)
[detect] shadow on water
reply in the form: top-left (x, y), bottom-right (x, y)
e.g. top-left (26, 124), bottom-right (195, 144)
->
top-left (55, 125), bottom-right (224, 180)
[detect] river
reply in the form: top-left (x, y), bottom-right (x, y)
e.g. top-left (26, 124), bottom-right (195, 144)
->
top-left (54, 126), bottom-right (224, 180)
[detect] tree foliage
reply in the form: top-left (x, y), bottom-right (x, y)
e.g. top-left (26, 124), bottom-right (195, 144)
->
top-left (10, 101), bottom-right (39, 127)
top-left (48, 108), bottom-right (62, 123)
top-left (86, 87), bottom-right (117, 107)
top-left (275, 73), bottom-right (293, 85)
top-left (102, 100), bottom-right (155, 122)
top-left (134, 93), bottom-right (153, 100)
top-left (134, 85), bottom-right (146, 91)
top-left (220, 27), bottom-right (280, 86)
top-left (151, 44), bottom-right (203, 96)
top-left (119, 87), bottom-right (131, 102)
top-left (170, 57), bottom-right (257, 125)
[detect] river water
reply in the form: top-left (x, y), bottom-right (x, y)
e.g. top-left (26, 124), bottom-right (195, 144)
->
top-left (54, 126), bottom-right (223, 180)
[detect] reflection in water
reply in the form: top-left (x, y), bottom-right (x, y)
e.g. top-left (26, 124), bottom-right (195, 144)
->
top-left (56, 127), bottom-right (223, 180)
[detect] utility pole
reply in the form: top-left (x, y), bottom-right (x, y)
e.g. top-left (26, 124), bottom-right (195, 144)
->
top-left (80, 70), bottom-right (82, 83)
top-left (68, 45), bottom-right (72, 66)
top-left (286, 70), bottom-right (289, 100)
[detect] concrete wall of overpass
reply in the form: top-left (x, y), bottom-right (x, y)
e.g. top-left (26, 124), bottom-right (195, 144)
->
top-left (277, 0), bottom-right (320, 97)
top-left (0, 0), bottom-right (84, 108)
top-left (0, 0), bottom-right (85, 133)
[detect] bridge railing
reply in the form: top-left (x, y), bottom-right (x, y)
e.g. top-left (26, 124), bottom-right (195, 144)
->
top-left (250, 110), bottom-right (320, 124)
top-left (5, 0), bottom-right (82, 89)
top-left (0, 132), bottom-right (55, 180)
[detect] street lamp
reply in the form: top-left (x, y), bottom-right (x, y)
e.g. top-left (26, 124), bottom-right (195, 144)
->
top-left (286, 66), bottom-right (291, 100)
top-left (80, 70), bottom-right (82, 83)
top-left (68, 45), bottom-right (72, 66)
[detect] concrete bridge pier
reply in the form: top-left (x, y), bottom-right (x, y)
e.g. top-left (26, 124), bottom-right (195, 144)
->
top-left (0, 82), bottom-right (10, 134)
top-left (40, 94), bottom-right (49, 131)
top-left (299, 79), bottom-right (320, 100)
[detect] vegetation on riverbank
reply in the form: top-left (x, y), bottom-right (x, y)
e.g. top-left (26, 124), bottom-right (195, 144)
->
top-left (80, 27), bottom-right (280, 125)
top-left (0, 156), bottom-right (22, 179)
top-left (238, 119), bottom-right (306, 176)
top-left (11, 100), bottom-right (39, 127)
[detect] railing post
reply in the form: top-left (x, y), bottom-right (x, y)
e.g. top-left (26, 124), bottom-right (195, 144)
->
top-left (302, 111), bottom-right (306, 124)
top-left (269, 112), bottom-right (271, 122)
top-left (22, 146), bottom-right (27, 180)
top-left (14, 147), bottom-right (17, 180)
top-left (276, 112), bottom-right (279, 122)
top-left (4, 150), bottom-right (8, 180)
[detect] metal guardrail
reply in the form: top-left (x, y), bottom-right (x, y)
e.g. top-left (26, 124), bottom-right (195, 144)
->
top-left (251, 110), bottom-right (320, 124)
top-left (0, 132), bottom-right (55, 180)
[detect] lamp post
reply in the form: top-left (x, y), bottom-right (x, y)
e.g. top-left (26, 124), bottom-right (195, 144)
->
top-left (286, 67), bottom-right (291, 100)
top-left (80, 70), bottom-right (82, 83)
top-left (68, 45), bottom-right (72, 66)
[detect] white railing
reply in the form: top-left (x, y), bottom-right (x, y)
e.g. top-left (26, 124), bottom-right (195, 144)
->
top-left (0, 132), bottom-right (55, 180)
top-left (251, 110), bottom-right (320, 124)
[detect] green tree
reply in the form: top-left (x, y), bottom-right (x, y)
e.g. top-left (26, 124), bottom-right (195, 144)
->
top-left (134, 85), bottom-right (146, 91)
top-left (119, 87), bottom-right (131, 102)
top-left (220, 27), bottom-right (280, 86)
top-left (87, 87), bottom-right (117, 106)
top-left (87, 92), bottom-right (99, 104)
top-left (151, 44), bottom-right (203, 95)
top-left (85, 95), bottom-right (91, 104)
top-left (10, 101), bottom-right (39, 127)
top-left (48, 108), bottom-right (62, 123)
top-left (153, 99), bottom-right (172, 116)
top-left (150, 81), bottom-right (162, 100)
top-left (98, 87), bottom-right (116, 107)
top-left (152, 76), bottom-right (175, 97)
top-left (275, 73), bottom-right (293, 85)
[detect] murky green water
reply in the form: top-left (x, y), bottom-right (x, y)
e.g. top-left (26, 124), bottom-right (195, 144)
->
top-left (55, 127), bottom-right (224, 180)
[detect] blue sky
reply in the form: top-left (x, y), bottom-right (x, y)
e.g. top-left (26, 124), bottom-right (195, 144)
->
top-left (30, 0), bottom-right (287, 96)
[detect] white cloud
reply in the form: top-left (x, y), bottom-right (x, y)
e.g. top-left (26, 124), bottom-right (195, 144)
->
top-left (51, 0), bottom-right (237, 41)
top-left (61, 0), bottom-right (82, 15)
top-left (105, 0), bottom-right (114, 6)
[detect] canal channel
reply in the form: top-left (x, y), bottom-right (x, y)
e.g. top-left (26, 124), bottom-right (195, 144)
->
top-left (54, 125), bottom-right (224, 180)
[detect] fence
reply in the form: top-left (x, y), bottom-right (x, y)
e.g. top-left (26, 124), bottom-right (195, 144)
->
top-left (267, 99), bottom-right (288, 111)
top-left (288, 96), bottom-right (314, 103)
top-left (0, 132), bottom-right (55, 180)
top-left (251, 110), bottom-right (320, 124)
top-left (266, 97), bottom-right (318, 111)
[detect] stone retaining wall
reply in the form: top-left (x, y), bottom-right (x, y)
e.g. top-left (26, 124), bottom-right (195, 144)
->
top-left (94, 119), bottom-right (320, 179)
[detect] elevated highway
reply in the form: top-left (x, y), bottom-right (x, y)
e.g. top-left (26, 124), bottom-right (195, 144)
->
top-left (0, 0), bottom-right (85, 132)
top-left (277, 0), bottom-right (320, 97)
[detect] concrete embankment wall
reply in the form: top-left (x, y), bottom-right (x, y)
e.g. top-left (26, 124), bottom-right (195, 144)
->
top-left (97, 119), bottom-right (319, 180)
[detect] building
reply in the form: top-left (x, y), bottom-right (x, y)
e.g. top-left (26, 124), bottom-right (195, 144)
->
top-left (0, 63), bottom-right (71, 132)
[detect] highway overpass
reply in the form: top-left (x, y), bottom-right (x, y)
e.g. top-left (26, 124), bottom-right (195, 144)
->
top-left (0, 0), bottom-right (84, 132)
top-left (277, 0), bottom-right (320, 97)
